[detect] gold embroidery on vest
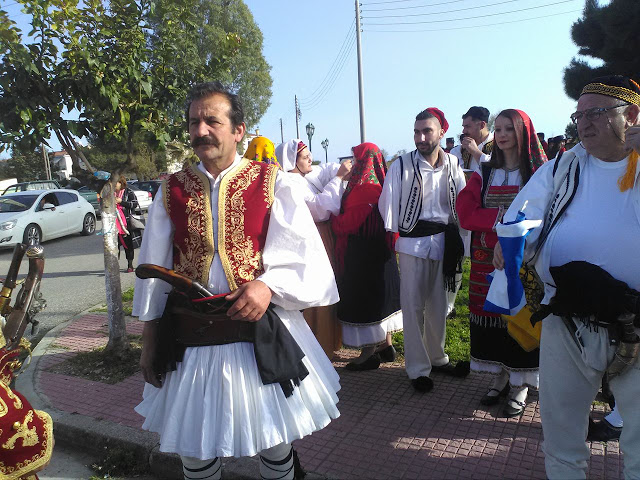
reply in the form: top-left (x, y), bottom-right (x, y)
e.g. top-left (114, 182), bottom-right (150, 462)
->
top-left (0, 410), bottom-right (53, 475)
top-left (263, 163), bottom-right (278, 206)
top-left (3, 410), bottom-right (38, 449)
top-left (218, 159), bottom-right (264, 290)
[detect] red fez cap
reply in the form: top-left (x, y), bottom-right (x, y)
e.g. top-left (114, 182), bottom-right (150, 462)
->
top-left (425, 107), bottom-right (449, 133)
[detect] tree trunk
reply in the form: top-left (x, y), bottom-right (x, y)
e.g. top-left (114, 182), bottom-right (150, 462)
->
top-left (101, 180), bottom-right (129, 357)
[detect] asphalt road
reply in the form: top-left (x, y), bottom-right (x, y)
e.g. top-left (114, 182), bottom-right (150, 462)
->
top-left (0, 220), bottom-right (138, 339)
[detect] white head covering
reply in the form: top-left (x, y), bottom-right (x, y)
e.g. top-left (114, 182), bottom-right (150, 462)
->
top-left (275, 139), bottom-right (303, 172)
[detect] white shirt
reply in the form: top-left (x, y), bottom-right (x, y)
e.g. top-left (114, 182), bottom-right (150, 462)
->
top-left (450, 132), bottom-right (494, 172)
top-left (549, 156), bottom-right (640, 291)
top-left (288, 163), bottom-right (344, 222)
top-left (132, 156), bottom-right (339, 320)
top-left (379, 151), bottom-right (466, 260)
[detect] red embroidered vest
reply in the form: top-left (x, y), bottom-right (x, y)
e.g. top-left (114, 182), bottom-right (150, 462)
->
top-left (163, 160), bottom-right (279, 290)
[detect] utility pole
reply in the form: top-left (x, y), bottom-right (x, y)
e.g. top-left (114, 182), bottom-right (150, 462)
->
top-left (295, 95), bottom-right (301, 139)
top-left (280, 118), bottom-right (284, 143)
top-left (41, 143), bottom-right (51, 180)
top-left (355, 0), bottom-right (366, 143)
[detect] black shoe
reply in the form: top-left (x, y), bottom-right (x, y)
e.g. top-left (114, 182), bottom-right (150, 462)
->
top-left (345, 354), bottom-right (381, 371)
top-left (431, 361), bottom-right (470, 378)
top-left (377, 345), bottom-right (397, 363)
top-left (411, 376), bottom-right (434, 393)
top-left (480, 384), bottom-right (510, 406)
top-left (503, 398), bottom-right (526, 417)
top-left (587, 417), bottom-right (622, 442)
top-left (447, 308), bottom-right (457, 319)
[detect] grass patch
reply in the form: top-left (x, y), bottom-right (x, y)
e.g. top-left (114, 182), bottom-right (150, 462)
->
top-left (391, 259), bottom-right (471, 364)
top-left (91, 446), bottom-right (148, 477)
top-left (91, 287), bottom-right (135, 315)
top-left (47, 334), bottom-right (142, 384)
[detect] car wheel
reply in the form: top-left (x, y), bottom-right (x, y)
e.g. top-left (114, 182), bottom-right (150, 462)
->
top-left (81, 213), bottom-right (96, 235)
top-left (23, 223), bottom-right (42, 245)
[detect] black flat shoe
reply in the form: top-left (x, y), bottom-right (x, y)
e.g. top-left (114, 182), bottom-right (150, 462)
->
top-left (431, 361), bottom-right (470, 378)
top-left (503, 398), bottom-right (526, 417)
top-left (480, 384), bottom-right (510, 406)
top-left (345, 354), bottom-right (381, 371)
top-left (411, 376), bottom-right (434, 393)
top-left (377, 345), bottom-right (397, 363)
top-left (587, 418), bottom-right (622, 442)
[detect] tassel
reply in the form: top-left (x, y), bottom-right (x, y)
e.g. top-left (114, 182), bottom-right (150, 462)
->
top-left (618, 149), bottom-right (639, 192)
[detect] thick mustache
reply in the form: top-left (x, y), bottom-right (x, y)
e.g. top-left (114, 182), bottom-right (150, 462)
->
top-left (192, 136), bottom-right (218, 148)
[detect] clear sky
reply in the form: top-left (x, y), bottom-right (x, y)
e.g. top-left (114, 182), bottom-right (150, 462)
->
top-left (3, 0), bottom-right (601, 163)
top-left (246, 0), bottom-right (594, 163)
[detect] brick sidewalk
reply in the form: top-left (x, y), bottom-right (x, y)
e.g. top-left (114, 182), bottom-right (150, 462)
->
top-left (36, 314), bottom-right (624, 479)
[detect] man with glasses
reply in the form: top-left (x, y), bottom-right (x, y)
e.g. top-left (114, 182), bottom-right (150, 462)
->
top-left (493, 75), bottom-right (640, 478)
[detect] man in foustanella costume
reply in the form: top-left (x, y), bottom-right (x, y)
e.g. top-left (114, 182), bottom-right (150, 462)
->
top-left (379, 107), bottom-right (470, 393)
top-left (493, 75), bottom-right (640, 478)
top-left (132, 82), bottom-right (341, 480)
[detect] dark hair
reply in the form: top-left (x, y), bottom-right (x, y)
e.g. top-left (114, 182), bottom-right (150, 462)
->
top-left (537, 132), bottom-right (545, 140)
top-left (184, 81), bottom-right (244, 129)
top-left (487, 109), bottom-right (534, 184)
top-left (462, 106), bottom-right (489, 123)
top-left (446, 137), bottom-right (454, 143)
top-left (415, 109), bottom-right (436, 121)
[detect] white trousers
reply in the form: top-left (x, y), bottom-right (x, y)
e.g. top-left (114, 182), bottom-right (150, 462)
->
top-left (398, 253), bottom-right (449, 379)
top-left (540, 316), bottom-right (640, 479)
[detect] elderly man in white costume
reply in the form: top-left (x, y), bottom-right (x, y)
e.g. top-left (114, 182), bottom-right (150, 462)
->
top-left (132, 82), bottom-right (340, 480)
top-left (379, 107), bottom-right (469, 394)
top-left (493, 75), bottom-right (640, 479)
top-left (276, 139), bottom-right (352, 357)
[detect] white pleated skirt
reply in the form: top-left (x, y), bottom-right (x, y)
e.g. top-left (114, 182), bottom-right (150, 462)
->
top-left (134, 307), bottom-right (341, 459)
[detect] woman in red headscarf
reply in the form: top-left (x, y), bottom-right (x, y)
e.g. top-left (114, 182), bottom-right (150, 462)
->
top-left (331, 143), bottom-right (402, 371)
top-left (456, 109), bottom-right (547, 417)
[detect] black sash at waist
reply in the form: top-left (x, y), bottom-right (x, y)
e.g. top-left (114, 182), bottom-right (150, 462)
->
top-left (399, 220), bottom-right (446, 238)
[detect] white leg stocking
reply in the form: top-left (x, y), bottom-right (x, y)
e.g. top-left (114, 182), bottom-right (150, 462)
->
top-left (259, 443), bottom-right (295, 480)
top-left (180, 456), bottom-right (221, 480)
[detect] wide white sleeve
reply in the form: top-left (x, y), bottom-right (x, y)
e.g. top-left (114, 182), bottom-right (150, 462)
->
top-left (503, 160), bottom-right (555, 259)
top-left (132, 188), bottom-right (175, 321)
top-left (304, 177), bottom-right (344, 221)
top-left (258, 173), bottom-right (339, 311)
top-left (378, 159), bottom-right (400, 232)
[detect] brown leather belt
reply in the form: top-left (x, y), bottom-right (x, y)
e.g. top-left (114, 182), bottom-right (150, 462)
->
top-left (171, 306), bottom-right (256, 346)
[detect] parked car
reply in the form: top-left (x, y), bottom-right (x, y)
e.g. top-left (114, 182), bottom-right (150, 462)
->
top-left (128, 184), bottom-right (153, 211)
top-left (74, 186), bottom-right (101, 215)
top-left (2, 180), bottom-right (61, 195)
top-left (134, 180), bottom-right (162, 199)
top-left (0, 189), bottom-right (96, 246)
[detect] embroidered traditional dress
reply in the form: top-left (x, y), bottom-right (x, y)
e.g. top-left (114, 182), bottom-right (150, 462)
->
top-left (332, 143), bottom-right (402, 347)
top-left (132, 157), bottom-right (340, 460)
top-left (457, 167), bottom-right (539, 386)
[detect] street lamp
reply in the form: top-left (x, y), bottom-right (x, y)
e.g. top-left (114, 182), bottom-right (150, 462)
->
top-left (305, 122), bottom-right (315, 153)
top-left (321, 138), bottom-right (329, 164)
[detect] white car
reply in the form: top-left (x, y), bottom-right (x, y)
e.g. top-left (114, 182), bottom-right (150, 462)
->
top-left (0, 189), bottom-right (97, 246)
top-left (128, 184), bottom-right (153, 211)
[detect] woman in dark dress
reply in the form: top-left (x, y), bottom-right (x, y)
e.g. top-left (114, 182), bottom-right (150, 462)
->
top-left (332, 142), bottom-right (402, 371)
top-left (114, 175), bottom-right (141, 273)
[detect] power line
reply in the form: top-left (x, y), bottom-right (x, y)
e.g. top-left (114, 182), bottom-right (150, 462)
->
top-left (364, 0), bottom-right (580, 25)
top-left (299, 30), bottom-right (356, 108)
top-left (366, 8), bottom-right (581, 32)
top-left (362, 0), bottom-right (466, 12)
top-left (300, 19), bottom-right (355, 104)
top-left (365, 0), bottom-right (521, 18)
top-left (363, 0), bottom-right (439, 5)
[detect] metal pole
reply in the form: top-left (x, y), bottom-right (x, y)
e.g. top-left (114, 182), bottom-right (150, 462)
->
top-left (280, 118), bottom-right (284, 143)
top-left (295, 95), bottom-right (300, 139)
top-left (355, 0), bottom-right (366, 143)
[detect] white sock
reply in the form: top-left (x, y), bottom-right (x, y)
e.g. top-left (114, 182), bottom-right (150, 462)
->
top-left (259, 443), bottom-right (294, 480)
top-left (487, 370), bottom-right (509, 397)
top-left (509, 386), bottom-right (528, 405)
top-left (181, 456), bottom-right (221, 480)
top-left (605, 403), bottom-right (624, 428)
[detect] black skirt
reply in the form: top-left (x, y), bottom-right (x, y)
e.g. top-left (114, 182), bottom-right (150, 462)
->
top-left (470, 321), bottom-right (539, 370)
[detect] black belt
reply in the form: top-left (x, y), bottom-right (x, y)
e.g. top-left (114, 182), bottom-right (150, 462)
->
top-left (399, 220), bottom-right (446, 238)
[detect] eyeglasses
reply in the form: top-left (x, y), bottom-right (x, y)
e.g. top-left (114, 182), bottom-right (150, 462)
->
top-left (570, 105), bottom-right (627, 124)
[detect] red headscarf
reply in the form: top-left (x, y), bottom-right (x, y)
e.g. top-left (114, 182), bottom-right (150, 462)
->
top-left (514, 109), bottom-right (547, 171)
top-left (332, 142), bottom-right (397, 275)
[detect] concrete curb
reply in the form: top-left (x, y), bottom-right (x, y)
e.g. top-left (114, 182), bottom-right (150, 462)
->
top-left (17, 306), bottom-right (329, 479)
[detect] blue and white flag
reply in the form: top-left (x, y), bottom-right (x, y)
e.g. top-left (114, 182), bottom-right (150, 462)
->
top-left (484, 209), bottom-right (542, 316)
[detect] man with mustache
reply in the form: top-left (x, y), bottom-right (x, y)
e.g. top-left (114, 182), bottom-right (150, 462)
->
top-left (450, 106), bottom-right (494, 172)
top-left (379, 107), bottom-right (469, 393)
top-left (133, 82), bottom-right (340, 480)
